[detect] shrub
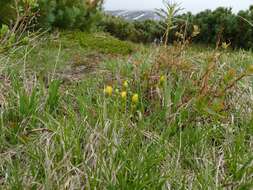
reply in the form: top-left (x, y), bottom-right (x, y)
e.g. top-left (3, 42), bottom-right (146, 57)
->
top-left (0, 0), bottom-right (16, 25)
top-left (100, 16), bottom-right (137, 41)
top-left (132, 20), bottom-right (164, 43)
top-left (37, 0), bottom-right (103, 30)
top-left (100, 15), bottom-right (164, 43)
top-left (102, 6), bottom-right (253, 49)
top-left (75, 32), bottom-right (135, 55)
top-left (0, 0), bottom-right (103, 31)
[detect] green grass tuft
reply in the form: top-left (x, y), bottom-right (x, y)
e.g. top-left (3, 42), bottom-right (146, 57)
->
top-left (75, 32), bottom-right (136, 55)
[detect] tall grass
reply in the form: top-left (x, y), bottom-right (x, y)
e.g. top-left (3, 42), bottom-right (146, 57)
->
top-left (0, 32), bottom-right (252, 189)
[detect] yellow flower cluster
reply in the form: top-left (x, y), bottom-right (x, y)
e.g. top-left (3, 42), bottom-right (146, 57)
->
top-left (104, 80), bottom-right (139, 105)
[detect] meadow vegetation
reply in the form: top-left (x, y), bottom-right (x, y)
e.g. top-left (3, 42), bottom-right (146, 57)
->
top-left (0, 0), bottom-right (253, 189)
top-left (102, 6), bottom-right (253, 49)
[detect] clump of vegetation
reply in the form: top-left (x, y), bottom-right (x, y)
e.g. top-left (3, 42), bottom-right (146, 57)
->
top-left (178, 6), bottom-right (253, 49)
top-left (156, 0), bottom-right (183, 46)
top-left (0, 26), bottom-right (252, 188)
top-left (100, 15), bottom-right (164, 43)
top-left (103, 5), bottom-right (253, 49)
top-left (0, 1), bottom-right (253, 189)
top-left (0, 0), bottom-right (103, 31)
top-left (0, 0), bottom-right (38, 51)
top-left (37, 0), bottom-right (103, 30)
top-left (75, 32), bottom-right (136, 55)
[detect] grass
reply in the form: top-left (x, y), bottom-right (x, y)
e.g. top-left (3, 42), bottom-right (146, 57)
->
top-left (0, 32), bottom-right (253, 189)
top-left (64, 31), bottom-right (136, 55)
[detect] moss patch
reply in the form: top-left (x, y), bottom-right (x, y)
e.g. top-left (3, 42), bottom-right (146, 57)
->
top-left (63, 32), bottom-right (136, 55)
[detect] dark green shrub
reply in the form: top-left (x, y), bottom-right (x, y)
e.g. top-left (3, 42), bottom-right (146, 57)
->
top-left (133, 20), bottom-right (164, 43)
top-left (0, 0), bottom-right (16, 25)
top-left (187, 7), bottom-right (253, 49)
top-left (101, 5), bottom-right (253, 49)
top-left (100, 16), bottom-right (137, 41)
top-left (37, 0), bottom-right (103, 30)
top-left (0, 0), bottom-right (103, 31)
top-left (100, 15), bottom-right (164, 43)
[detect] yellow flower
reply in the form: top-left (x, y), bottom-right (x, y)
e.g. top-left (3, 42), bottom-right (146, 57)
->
top-left (123, 80), bottom-right (128, 88)
top-left (222, 42), bottom-right (230, 49)
top-left (159, 75), bottom-right (166, 86)
top-left (192, 25), bottom-right (200, 37)
top-left (160, 75), bottom-right (166, 83)
top-left (104, 85), bottom-right (113, 96)
top-left (132, 94), bottom-right (139, 104)
top-left (121, 91), bottom-right (127, 100)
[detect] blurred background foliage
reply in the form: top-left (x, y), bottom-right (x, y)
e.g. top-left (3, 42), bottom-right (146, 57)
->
top-left (101, 6), bottom-right (253, 49)
top-left (0, 0), bottom-right (103, 31)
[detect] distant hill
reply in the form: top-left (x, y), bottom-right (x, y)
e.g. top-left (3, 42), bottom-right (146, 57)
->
top-left (106, 10), bottom-right (161, 21)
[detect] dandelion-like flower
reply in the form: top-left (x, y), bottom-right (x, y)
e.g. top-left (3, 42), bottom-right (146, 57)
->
top-left (104, 85), bottom-right (113, 96)
top-left (160, 75), bottom-right (166, 83)
top-left (222, 42), bottom-right (230, 49)
top-left (159, 75), bottom-right (166, 86)
top-left (123, 80), bottom-right (128, 89)
top-left (132, 93), bottom-right (139, 104)
top-left (121, 91), bottom-right (127, 100)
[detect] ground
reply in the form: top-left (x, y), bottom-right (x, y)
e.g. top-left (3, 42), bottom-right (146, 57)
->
top-left (0, 32), bottom-right (252, 189)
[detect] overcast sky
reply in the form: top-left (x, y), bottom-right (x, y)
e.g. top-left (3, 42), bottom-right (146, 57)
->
top-left (104, 0), bottom-right (253, 13)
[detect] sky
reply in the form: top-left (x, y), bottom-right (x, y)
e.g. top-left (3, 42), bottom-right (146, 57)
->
top-left (104, 0), bottom-right (253, 13)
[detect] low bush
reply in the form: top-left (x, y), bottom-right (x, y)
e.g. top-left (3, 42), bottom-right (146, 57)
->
top-left (61, 31), bottom-right (136, 55)
top-left (180, 7), bottom-right (253, 49)
top-left (0, 0), bottom-right (103, 31)
top-left (100, 15), bottom-right (164, 44)
top-left (0, 1), bottom-right (15, 24)
top-left (76, 32), bottom-right (135, 55)
top-left (37, 0), bottom-right (103, 30)
top-left (102, 6), bottom-right (253, 49)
